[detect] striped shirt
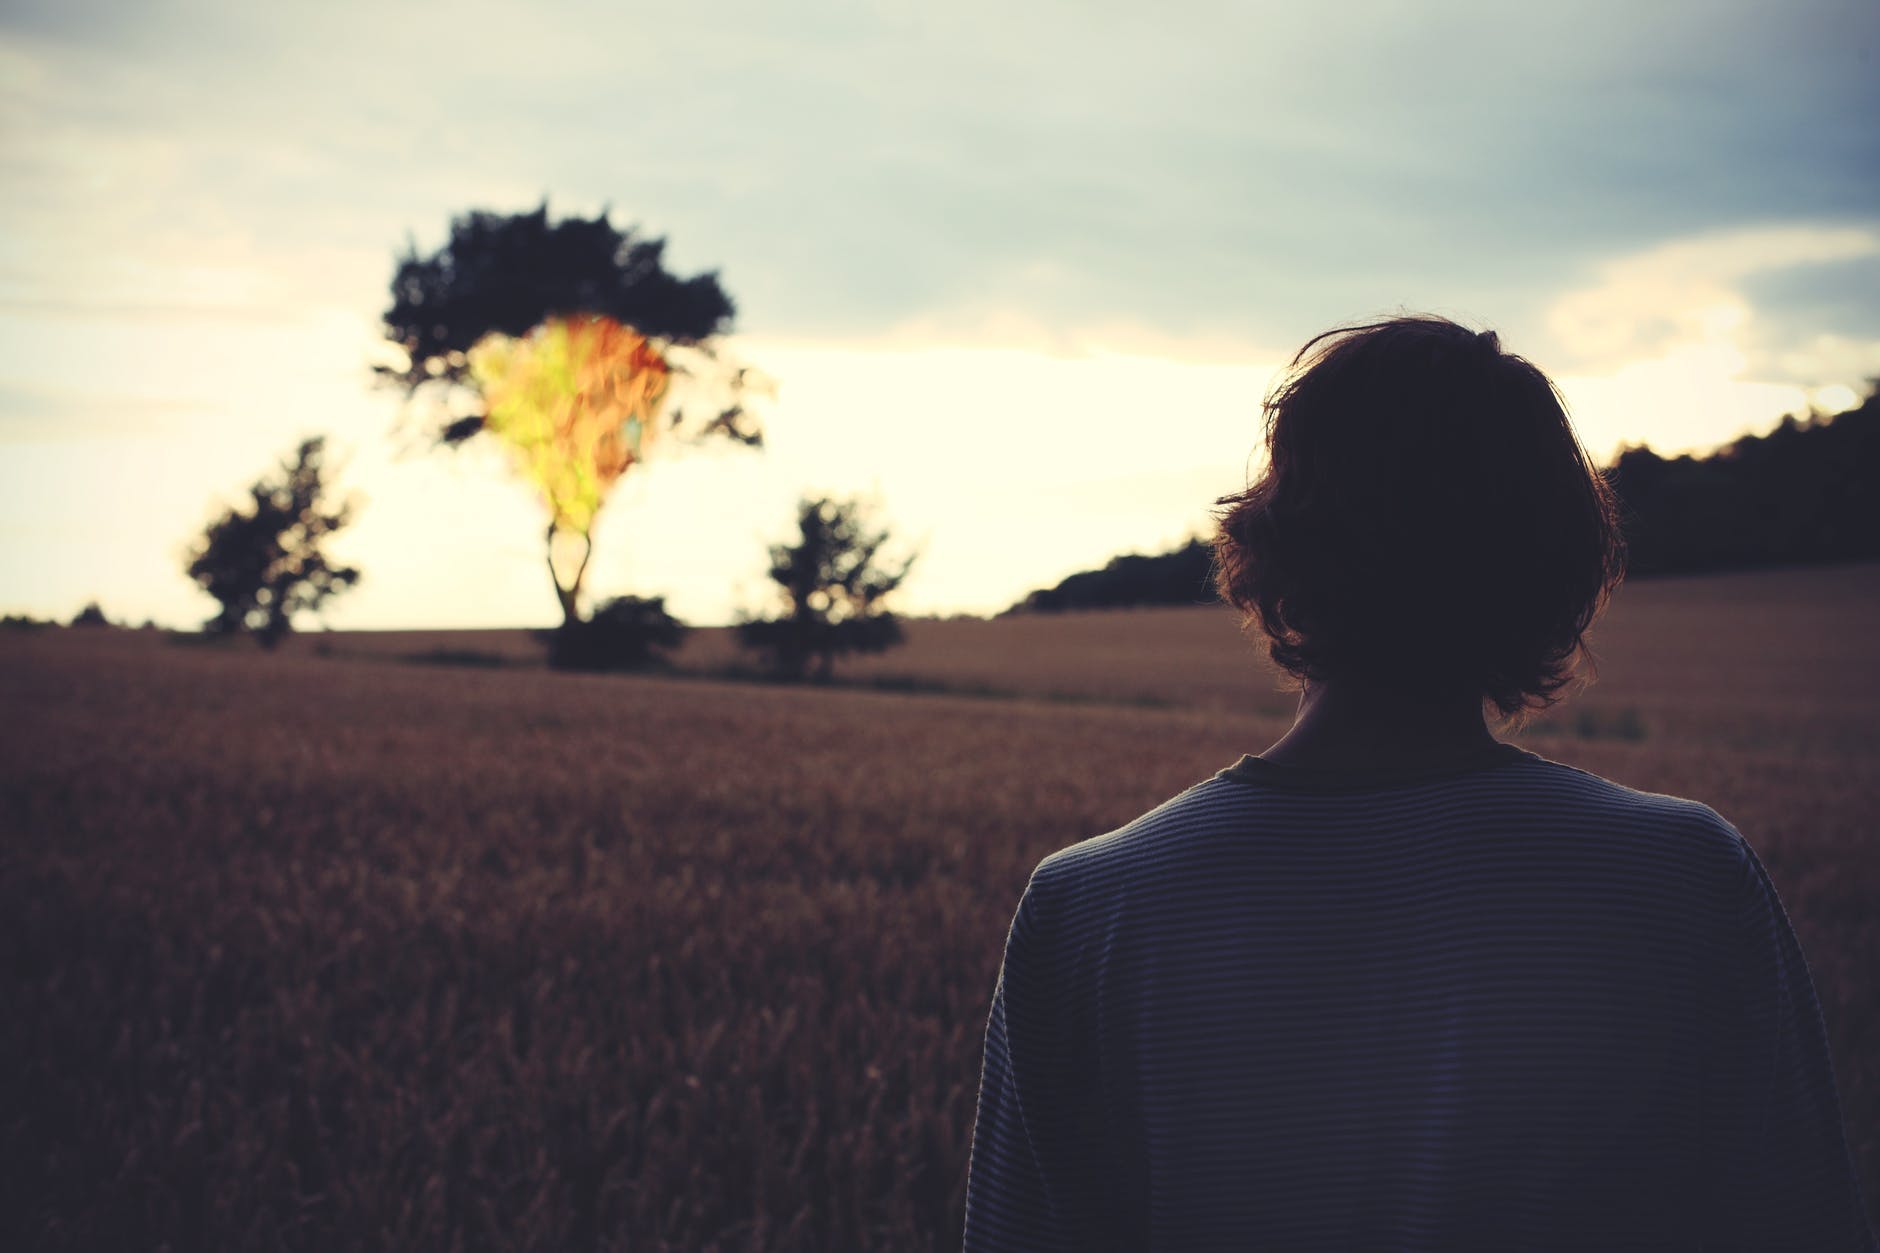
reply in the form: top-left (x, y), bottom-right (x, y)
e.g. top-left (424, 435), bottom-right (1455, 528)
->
top-left (964, 743), bottom-right (1874, 1251)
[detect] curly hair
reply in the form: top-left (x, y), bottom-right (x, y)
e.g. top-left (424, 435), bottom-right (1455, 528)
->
top-left (1213, 315), bottom-right (1625, 720)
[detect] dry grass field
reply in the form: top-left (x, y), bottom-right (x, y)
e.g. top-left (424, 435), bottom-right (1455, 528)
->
top-left (322, 563), bottom-right (1880, 755)
top-left (4, 562), bottom-right (1877, 1249)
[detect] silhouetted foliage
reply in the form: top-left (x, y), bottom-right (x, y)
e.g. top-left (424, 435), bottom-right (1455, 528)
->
top-left (378, 204), bottom-right (743, 445)
top-left (1008, 538), bottom-right (1216, 613)
top-left (378, 205), bottom-right (763, 629)
top-left (1, 613), bottom-right (51, 631)
top-left (544, 595), bottom-right (688, 673)
top-left (185, 437), bottom-right (360, 649)
top-left (1606, 384), bottom-right (1880, 575)
top-left (69, 602), bottom-right (113, 628)
top-left (738, 496), bottom-right (916, 681)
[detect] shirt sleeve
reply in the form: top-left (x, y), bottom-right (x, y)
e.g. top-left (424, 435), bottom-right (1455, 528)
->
top-left (963, 875), bottom-right (1079, 1253)
top-left (1704, 837), bottom-right (1876, 1251)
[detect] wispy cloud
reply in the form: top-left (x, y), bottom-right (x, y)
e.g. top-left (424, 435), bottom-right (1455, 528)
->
top-left (1545, 224), bottom-right (1880, 370)
top-left (0, 381), bottom-right (224, 441)
top-left (6, 0), bottom-right (1878, 346)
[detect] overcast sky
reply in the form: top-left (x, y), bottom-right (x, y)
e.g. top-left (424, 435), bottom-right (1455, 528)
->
top-left (2, 0), bottom-right (1877, 627)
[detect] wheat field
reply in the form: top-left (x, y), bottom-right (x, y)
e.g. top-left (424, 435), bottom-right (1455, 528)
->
top-left (3, 563), bottom-right (1876, 1249)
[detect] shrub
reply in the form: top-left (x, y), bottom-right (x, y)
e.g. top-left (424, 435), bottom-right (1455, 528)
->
top-left (547, 596), bottom-right (687, 672)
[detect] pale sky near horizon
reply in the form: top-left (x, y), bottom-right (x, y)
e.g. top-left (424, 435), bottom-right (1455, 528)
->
top-left (2, 0), bottom-right (1877, 628)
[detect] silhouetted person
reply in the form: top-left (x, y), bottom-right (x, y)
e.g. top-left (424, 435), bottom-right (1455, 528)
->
top-left (964, 316), bottom-right (1874, 1251)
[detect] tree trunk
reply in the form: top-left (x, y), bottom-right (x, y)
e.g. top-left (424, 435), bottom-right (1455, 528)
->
top-left (547, 523), bottom-right (594, 628)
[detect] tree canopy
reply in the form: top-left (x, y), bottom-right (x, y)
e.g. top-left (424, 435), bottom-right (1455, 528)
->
top-left (379, 204), bottom-right (736, 443)
top-left (186, 437), bottom-right (360, 647)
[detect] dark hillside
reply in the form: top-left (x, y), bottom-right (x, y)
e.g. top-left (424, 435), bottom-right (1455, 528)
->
top-left (1007, 539), bottom-right (1215, 614)
top-left (1608, 387), bottom-right (1879, 575)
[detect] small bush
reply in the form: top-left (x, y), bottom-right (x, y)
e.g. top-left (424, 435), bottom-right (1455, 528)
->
top-left (547, 596), bottom-right (687, 672)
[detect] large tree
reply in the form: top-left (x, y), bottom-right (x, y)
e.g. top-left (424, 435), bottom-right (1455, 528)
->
top-left (186, 437), bottom-right (361, 647)
top-left (378, 204), bottom-right (762, 627)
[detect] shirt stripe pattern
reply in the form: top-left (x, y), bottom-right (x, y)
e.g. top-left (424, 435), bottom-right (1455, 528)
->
top-left (964, 746), bottom-right (1874, 1251)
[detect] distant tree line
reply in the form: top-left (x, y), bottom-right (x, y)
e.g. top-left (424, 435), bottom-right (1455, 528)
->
top-left (1607, 385), bottom-right (1879, 575)
top-left (1006, 385), bottom-right (1880, 613)
top-left (1008, 538), bottom-right (1216, 614)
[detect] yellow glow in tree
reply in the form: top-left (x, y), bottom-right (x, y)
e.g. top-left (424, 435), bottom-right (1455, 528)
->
top-left (468, 315), bottom-right (673, 625)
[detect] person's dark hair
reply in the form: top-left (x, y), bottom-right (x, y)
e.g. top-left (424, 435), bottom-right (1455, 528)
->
top-left (1213, 314), bottom-right (1625, 721)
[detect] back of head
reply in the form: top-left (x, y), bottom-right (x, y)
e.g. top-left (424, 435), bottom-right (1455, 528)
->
top-left (1213, 314), bottom-right (1625, 719)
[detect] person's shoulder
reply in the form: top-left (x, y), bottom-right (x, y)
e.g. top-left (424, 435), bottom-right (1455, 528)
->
top-left (1032, 774), bottom-right (1252, 886)
top-left (1498, 749), bottom-right (1751, 880)
top-left (1506, 748), bottom-right (1741, 834)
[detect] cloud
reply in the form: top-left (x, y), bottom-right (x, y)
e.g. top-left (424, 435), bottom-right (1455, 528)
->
top-left (1535, 223), bottom-right (1880, 458)
top-left (0, 297), bottom-right (309, 325)
top-left (6, 0), bottom-right (1878, 350)
top-left (0, 381), bottom-right (221, 441)
top-left (1543, 224), bottom-right (1880, 370)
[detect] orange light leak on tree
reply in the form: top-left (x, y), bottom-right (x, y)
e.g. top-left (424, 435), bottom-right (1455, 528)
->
top-left (467, 315), bottom-right (673, 537)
